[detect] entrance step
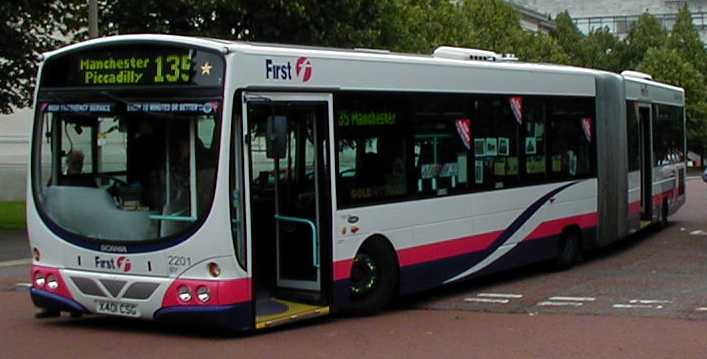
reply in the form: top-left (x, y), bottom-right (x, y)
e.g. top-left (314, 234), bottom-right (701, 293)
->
top-left (256, 298), bottom-right (329, 329)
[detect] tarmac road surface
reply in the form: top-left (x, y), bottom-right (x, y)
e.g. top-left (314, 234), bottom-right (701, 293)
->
top-left (1, 179), bottom-right (707, 357)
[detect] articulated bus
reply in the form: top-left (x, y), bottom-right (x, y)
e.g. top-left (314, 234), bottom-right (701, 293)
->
top-left (28, 35), bottom-right (686, 331)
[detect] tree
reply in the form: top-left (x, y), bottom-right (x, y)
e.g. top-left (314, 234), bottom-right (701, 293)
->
top-left (0, 0), bottom-right (84, 114)
top-left (581, 28), bottom-right (625, 72)
top-left (623, 12), bottom-right (667, 69)
top-left (551, 11), bottom-right (584, 65)
top-left (457, 0), bottom-right (523, 53)
top-left (513, 31), bottom-right (570, 64)
top-left (666, 4), bottom-right (707, 77)
top-left (638, 47), bottom-right (707, 153)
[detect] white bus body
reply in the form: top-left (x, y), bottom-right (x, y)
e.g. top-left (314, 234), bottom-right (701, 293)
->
top-left (28, 35), bottom-right (685, 331)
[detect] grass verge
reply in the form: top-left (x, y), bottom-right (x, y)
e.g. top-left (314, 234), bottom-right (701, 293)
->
top-left (0, 202), bottom-right (26, 231)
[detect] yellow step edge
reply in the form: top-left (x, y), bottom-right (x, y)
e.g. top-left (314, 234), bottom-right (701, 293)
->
top-left (255, 299), bottom-right (330, 330)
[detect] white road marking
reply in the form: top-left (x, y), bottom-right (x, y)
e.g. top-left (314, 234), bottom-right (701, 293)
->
top-left (0, 259), bottom-right (31, 268)
top-left (613, 304), bottom-right (663, 309)
top-left (464, 298), bottom-right (510, 304)
top-left (537, 301), bottom-right (583, 307)
top-left (629, 299), bottom-right (672, 304)
top-left (695, 307), bottom-right (707, 312)
top-left (549, 296), bottom-right (596, 302)
top-left (15, 283), bottom-right (31, 288)
top-left (477, 293), bottom-right (523, 299)
top-left (689, 230), bottom-right (707, 235)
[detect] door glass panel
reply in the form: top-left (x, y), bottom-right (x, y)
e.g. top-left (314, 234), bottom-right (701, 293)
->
top-left (247, 101), bottom-right (328, 292)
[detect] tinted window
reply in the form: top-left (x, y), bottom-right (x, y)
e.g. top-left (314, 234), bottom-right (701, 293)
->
top-left (653, 104), bottom-right (685, 166)
top-left (626, 101), bottom-right (640, 172)
top-left (334, 92), bottom-right (596, 209)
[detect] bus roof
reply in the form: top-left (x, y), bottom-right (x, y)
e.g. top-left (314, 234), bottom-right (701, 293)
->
top-left (41, 34), bottom-right (683, 100)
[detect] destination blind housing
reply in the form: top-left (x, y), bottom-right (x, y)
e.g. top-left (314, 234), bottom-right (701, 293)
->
top-left (40, 44), bottom-right (225, 88)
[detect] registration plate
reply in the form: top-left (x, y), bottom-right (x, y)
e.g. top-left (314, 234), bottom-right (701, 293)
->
top-left (95, 300), bottom-right (140, 318)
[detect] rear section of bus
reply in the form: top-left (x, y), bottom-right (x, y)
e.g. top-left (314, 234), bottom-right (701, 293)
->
top-left (27, 35), bottom-right (252, 331)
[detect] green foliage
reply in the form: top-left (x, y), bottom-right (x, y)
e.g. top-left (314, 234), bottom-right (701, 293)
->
top-left (666, 4), bottom-right (707, 77)
top-left (375, 0), bottom-right (468, 53)
top-left (0, 0), bottom-right (84, 114)
top-left (581, 28), bottom-right (625, 72)
top-left (457, 0), bottom-right (522, 53)
top-left (638, 47), bottom-right (707, 149)
top-left (513, 31), bottom-right (570, 64)
top-left (0, 202), bottom-right (26, 231)
top-left (623, 13), bottom-right (668, 69)
top-left (551, 11), bottom-right (584, 63)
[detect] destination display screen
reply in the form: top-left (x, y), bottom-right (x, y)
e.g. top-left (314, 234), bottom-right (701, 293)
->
top-left (40, 44), bottom-right (225, 88)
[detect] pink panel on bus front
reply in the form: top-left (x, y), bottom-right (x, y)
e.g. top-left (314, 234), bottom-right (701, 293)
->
top-left (32, 265), bottom-right (74, 300)
top-left (161, 278), bottom-right (251, 308)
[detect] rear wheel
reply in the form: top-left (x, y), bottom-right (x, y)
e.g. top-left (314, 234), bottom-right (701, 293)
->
top-left (552, 229), bottom-right (582, 270)
top-left (348, 239), bottom-right (398, 315)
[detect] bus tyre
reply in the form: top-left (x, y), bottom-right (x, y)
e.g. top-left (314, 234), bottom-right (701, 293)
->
top-left (348, 239), bottom-right (398, 315)
top-left (552, 230), bottom-right (581, 271)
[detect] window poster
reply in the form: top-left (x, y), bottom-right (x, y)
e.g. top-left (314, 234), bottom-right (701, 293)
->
top-left (474, 139), bottom-right (486, 157)
top-left (534, 122), bottom-right (544, 137)
top-left (494, 158), bottom-right (506, 176)
top-left (527, 155), bottom-right (546, 174)
top-left (475, 160), bottom-right (484, 184)
top-left (485, 138), bottom-right (498, 156)
top-left (506, 156), bottom-right (518, 175)
top-left (457, 154), bottom-right (468, 183)
top-left (525, 137), bottom-right (537, 155)
top-left (568, 150), bottom-right (577, 176)
top-left (552, 154), bottom-right (562, 173)
top-left (498, 137), bottom-right (509, 156)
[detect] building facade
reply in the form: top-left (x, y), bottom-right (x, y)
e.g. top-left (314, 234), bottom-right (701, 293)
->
top-left (510, 0), bottom-right (707, 43)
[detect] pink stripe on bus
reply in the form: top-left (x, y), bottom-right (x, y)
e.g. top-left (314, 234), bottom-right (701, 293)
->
top-left (397, 231), bottom-right (501, 267)
top-left (524, 213), bottom-right (598, 241)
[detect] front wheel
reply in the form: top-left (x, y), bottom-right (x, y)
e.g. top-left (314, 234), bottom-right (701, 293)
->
top-left (348, 239), bottom-right (398, 315)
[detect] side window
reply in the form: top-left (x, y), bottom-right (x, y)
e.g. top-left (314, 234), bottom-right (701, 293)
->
top-left (547, 98), bottom-right (595, 180)
top-left (412, 94), bottom-right (471, 196)
top-left (521, 99), bottom-right (547, 184)
top-left (654, 104), bottom-right (685, 165)
top-left (626, 101), bottom-right (640, 171)
top-left (473, 97), bottom-right (522, 190)
top-left (335, 93), bottom-right (409, 207)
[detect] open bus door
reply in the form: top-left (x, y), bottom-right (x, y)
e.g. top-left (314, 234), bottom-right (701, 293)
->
top-left (242, 92), bottom-right (332, 329)
top-left (638, 104), bottom-right (653, 226)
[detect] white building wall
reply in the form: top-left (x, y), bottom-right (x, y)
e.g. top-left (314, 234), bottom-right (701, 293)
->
top-left (512, 0), bottom-right (707, 43)
top-left (0, 108), bottom-right (33, 201)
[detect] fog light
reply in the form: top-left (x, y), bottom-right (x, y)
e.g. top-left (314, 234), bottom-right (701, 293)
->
top-left (32, 248), bottom-right (40, 262)
top-left (196, 286), bottom-right (210, 303)
top-left (177, 285), bottom-right (192, 302)
top-left (208, 262), bottom-right (221, 277)
top-left (46, 274), bottom-right (59, 290)
top-left (34, 272), bottom-right (45, 288)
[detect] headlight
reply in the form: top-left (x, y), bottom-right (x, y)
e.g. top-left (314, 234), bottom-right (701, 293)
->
top-left (196, 286), bottom-right (210, 303)
top-left (46, 274), bottom-right (59, 290)
top-left (34, 272), bottom-right (46, 287)
top-left (177, 285), bottom-right (192, 302)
